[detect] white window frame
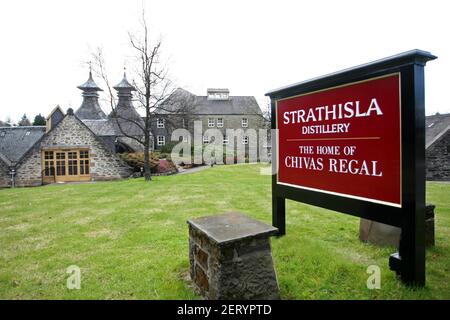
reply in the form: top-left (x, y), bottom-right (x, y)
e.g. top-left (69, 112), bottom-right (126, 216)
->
top-left (223, 135), bottom-right (229, 145)
top-left (208, 118), bottom-right (215, 127)
top-left (157, 118), bottom-right (165, 129)
top-left (242, 136), bottom-right (249, 145)
top-left (157, 135), bottom-right (165, 146)
top-left (203, 135), bottom-right (209, 144)
top-left (183, 135), bottom-right (189, 143)
top-left (242, 118), bottom-right (248, 128)
top-left (217, 118), bottom-right (223, 128)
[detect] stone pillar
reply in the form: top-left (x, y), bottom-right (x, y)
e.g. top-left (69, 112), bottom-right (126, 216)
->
top-left (359, 204), bottom-right (435, 247)
top-left (187, 212), bottom-right (280, 300)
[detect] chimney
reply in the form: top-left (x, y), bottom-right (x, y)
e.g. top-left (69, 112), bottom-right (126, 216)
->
top-left (75, 70), bottom-right (106, 120)
top-left (113, 71), bottom-right (136, 110)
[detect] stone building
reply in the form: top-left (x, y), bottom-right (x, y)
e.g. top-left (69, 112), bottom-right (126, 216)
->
top-left (0, 108), bottom-right (133, 188)
top-left (151, 88), bottom-right (267, 152)
top-left (0, 126), bottom-right (46, 187)
top-left (426, 112), bottom-right (450, 181)
top-left (0, 71), bottom-right (146, 188)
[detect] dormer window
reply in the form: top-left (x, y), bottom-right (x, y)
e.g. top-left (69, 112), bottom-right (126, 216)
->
top-left (242, 118), bottom-right (248, 128)
top-left (207, 88), bottom-right (230, 100)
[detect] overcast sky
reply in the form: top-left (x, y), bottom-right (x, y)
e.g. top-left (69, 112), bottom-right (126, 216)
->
top-left (0, 0), bottom-right (448, 122)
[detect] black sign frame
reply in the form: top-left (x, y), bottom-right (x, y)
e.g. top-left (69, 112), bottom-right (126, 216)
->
top-left (265, 50), bottom-right (437, 286)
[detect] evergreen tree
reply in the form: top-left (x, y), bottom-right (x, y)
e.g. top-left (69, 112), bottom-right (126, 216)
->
top-left (33, 113), bottom-right (46, 126)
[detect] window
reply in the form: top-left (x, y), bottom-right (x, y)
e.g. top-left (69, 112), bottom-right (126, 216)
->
top-left (79, 150), bottom-right (89, 175)
top-left (223, 135), bottom-right (229, 145)
top-left (217, 118), bottom-right (223, 127)
top-left (183, 136), bottom-right (189, 143)
top-left (203, 135), bottom-right (209, 144)
top-left (56, 152), bottom-right (66, 176)
top-left (242, 118), bottom-right (248, 128)
top-left (42, 149), bottom-right (90, 180)
top-left (44, 151), bottom-right (55, 177)
top-left (242, 136), bottom-right (249, 144)
top-left (68, 152), bottom-right (78, 175)
top-left (208, 118), bottom-right (215, 127)
top-left (157, 135), bottom-right (165, 146)
top-left (182, 118), bottom-right (186, 128)
top-left (25, 131), bottom-right (30, 136)
top-left (157, 118), bottom-right (164, 128)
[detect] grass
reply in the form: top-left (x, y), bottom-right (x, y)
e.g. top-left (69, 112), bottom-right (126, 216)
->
top-left (0, 164), bottom-right (449, 299)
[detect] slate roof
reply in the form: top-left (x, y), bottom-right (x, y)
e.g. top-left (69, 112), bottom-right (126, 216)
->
top-left (426, 113), bottom-right (450, 148)
top-left (193, 96), bottom-right (262, 115)
top-left (0, 126), bottom-right (46, 165)
top-left (110, 114), bottom-right (144, 137)
top-left (77, 71), bottom-right (103, 91)
top-left (82, 119), bottom-right (116, 136)
top-left (76, 102), bottom-right (107, 120)
top-left (113, 73), bottom-right (136, 91)
top-left (160, 88), bottom-right (262, 115)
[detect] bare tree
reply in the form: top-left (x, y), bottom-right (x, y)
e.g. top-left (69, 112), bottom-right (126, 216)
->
top-left (92, 9), bottom-right (195, 181)
top-left (18, 114), bottom-right (31, 126)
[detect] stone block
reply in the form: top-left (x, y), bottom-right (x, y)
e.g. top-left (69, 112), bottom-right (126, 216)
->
top-left (359, 204), bottom-right (436, 247)
top-left (187, 212), bottom-right (280, 300)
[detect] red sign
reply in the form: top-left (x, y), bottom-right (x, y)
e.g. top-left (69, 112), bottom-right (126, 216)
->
top-left (276, 73), bottom-right (401, 207)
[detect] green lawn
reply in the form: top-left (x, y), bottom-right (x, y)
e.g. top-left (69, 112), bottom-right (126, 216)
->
top-left (0, 164), bottom-right (449, 299)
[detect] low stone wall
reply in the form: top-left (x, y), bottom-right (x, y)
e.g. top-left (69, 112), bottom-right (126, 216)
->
top-left (426, 131), bottom-right (450, 181)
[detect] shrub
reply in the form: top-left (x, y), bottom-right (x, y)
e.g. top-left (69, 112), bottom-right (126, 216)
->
top-left (119, 152), bottom-right (161, 173)
top-left (159, 142), bottom-right (178, 154)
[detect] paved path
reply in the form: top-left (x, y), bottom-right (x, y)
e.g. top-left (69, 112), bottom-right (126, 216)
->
top-left (177, 165), bottom-right (211, 175)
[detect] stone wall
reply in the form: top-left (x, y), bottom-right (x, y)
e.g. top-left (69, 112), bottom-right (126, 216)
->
top-left (426, 131), bottom-right (450, 181)
top-left (15, 144), bottom-right (43, 187)
top-left (40, 114), bottom-right (133, 181)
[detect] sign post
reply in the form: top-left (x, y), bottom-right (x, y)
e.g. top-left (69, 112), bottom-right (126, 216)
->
top-left (266, 50), bottom-right (436, 286)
